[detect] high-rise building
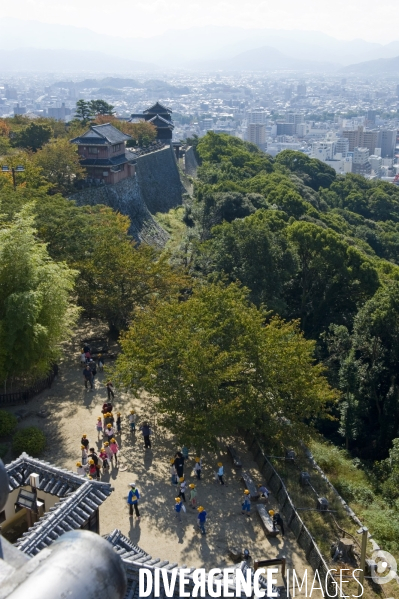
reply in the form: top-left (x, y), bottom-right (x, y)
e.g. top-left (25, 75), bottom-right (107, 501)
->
top-left (246, 123), bottom-right (266, 150)
top-left (366, 110), bottom-right (378, 125)
top-left (297, 83), bottom-right (307, 96)
top-left (342, 126), bottom-right (378, 154)
top-left (247, 110), bottom-right (267, 124)
top-left (284, 87), bottom-right (293, 101)
top-left (352, 147), bottom-right (371, 175)
top-left (369, 155), bottom-right (382, 177)
top-left (335, 138), bottom-right (349, 157)
top-left (377, 129), bottom-right (396, 158)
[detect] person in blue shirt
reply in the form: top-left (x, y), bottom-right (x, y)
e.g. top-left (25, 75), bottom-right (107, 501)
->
top-left (241, 490), bottom-right (251, 516)
top-left (197, 506), bottom-right (207, 534)
top-left (174, 497), bottom-right (183, 522)
top-left (127, 483), bottom-right (140, 519)
top-left (217, 462), bottom-right (225, 485)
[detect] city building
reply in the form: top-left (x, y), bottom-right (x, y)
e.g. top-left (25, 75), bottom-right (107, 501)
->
top-left (342, 126), bottom-right (378, 154)
top-left (47, 102), bottom-right (71, 120)
top-left (276, 122), bottom-right (295, 136)
top-left (335, 138), bottom-right (349, 157)
top-left (247, 110), bottom-right (267, 124)
top-left (369, 154), bottom-right (382, 177)
top-left (297, 83), bottom-right (307, 96)
top-left (70, 123), bottom-right (136, 185)
top-left (246, 123), bottom-right (266, 150)
top-left (378, 129), bottom-right (396, 158)
top-left (352, 147), bottom-right (371, 175)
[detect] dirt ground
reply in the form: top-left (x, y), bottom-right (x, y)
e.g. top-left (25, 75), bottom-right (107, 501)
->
top-left (5, 321), bottom-right (324, 597)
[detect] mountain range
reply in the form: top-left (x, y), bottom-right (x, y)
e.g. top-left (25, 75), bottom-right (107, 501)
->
top-left (341, 55), bottom-right (399, 75)
top-left (1, 18), bottom-right (399, 74)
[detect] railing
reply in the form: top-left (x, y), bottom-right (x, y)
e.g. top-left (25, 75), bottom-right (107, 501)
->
top-left (0, 366), bottom-right (58, 406)
top-left (244, 431), bottom-right (336, 595)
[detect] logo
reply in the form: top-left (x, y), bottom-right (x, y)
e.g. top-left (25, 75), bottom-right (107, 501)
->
top-left (370, 550), bottom-right (397, 585)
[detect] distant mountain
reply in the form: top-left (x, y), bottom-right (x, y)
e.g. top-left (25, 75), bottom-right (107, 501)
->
top-left (341, 55), bottom-right (399, 75)
top-left (188, 46), bottom-right (337, 72)
top-left (1, 19), bottom-right (399, 70)
top-left (0, 48), bottom-right (158, 73)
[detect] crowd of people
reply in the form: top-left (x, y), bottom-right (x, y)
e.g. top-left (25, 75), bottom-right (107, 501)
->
top-left (76, 344), bottom-right (284, 539)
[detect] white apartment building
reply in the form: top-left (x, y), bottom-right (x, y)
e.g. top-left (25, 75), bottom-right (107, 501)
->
top-left (247, 110), bottom-right (268, 125)
top-left (311, 141), bottom-right (336, 161)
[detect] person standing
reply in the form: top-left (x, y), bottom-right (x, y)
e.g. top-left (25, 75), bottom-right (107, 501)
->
top-left (88, 459), bottom-right (97, 478)
top-left (129, 410), bottom-right (136, 432)
top-left (96, 417), bottom-right (103, 439)
top-left (81, 434), bottom-right (89, 453)
top-left (83, 365), bottom-right (93, 390)
top-left (105, 423), bottom-right (115, 440)
top-left (81, 445), bottom-right (88, 467)
top-left (116, 412), bottom-right (122, 433)
top-left (98, 354), bottom-right (104, 372)
top-left (174, 497), bottom-right (183, 523)
top-left (270, 510), bottom-right (284, 536)
top-left (127, 483), bottom-right (140, 519)
top-left (189, 484), bottom-right (197, 508)
top-left (217, 462), bottom-right (225, 485)
top-left (140, 422), bottom-right (152, 449)
top-left (110, 438), bottom-right (119, 466)
top-left (76, 461), bottom-right (88, 476)
top-left (178, 477), bottom-right (187, 503)
top-left (197, 506), bottom-right (207, 535)
top-left (241, 490), bottom-right (251, 516)
top-left (99, 447), bottom-right (109, 472)
top-left (106, 381), bottom-right (115, 401)
top-left (80, 350), bottom-right (86, 366)
top-left (88, 447), bottom-right (101, 480)
top-left (170, 459), bottom-right (178, 485)
top-left (104, 441), bottom-right (112, 464)
top-left (194, 457), bottom-right (202, 480)
top-left (174, 452), bottom-right (185, 479)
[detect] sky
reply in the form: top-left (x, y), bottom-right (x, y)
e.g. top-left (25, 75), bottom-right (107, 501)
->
top-left (1, 0), bottom-right (398, 44)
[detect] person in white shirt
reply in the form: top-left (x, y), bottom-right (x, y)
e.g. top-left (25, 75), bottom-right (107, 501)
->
top-left (178, 477), bottom-right (187, 502)
top-left (217, 462), bottom-right (225, 485)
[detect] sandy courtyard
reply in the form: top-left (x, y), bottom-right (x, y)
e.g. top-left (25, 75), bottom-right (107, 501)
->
top-left (4, 323), bottom-right (323, 597)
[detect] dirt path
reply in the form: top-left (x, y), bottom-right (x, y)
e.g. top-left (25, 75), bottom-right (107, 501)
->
top-left (5, 321), bottom-right (323, 597)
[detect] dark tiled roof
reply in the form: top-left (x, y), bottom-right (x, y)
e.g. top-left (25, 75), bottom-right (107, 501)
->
top-left (6, 454), bottom-right (112, 557)
top-left (147, 114), bottom-right (174, 129)
top-left (71, 123), bottom-right (131, 145)
top-left (143, 102), bottom-right (172, 115)
top-left (79, 152), bottom-right (137, 167)
top-left (105, 530), bottom-right (279, 599)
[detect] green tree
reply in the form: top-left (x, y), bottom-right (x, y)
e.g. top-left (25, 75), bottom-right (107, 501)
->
top-left (33, 138), bottom-right (86, 194)
top-left (286, 221), bottom-right (379, 335)
top-left (12, 122), bottom-right (52, 152)
top-left (114, 283), bottom-right (335, 450)
top-left (0, 208), bottom-right (78, 389)
top-left (74, 100), bottom-right (94, 125)
top-left (89, 99), bottom-right (115, 116)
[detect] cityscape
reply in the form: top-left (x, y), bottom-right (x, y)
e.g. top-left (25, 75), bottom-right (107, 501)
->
top-left (1, 71), bottom-right (398, 181)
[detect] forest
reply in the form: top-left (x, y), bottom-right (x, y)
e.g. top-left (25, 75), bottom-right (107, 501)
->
top-left (1, 118), bottom-right (399, 550)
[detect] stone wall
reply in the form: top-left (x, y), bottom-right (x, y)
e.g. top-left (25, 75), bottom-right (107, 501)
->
top-left (69, 144), bottom-right (184, 247)
top-left (183, 146), bottom-right (199, 177)
top-left (69, 176), bottom-right (168, 248)
top-left (134, 145), bottom-right (183, 214)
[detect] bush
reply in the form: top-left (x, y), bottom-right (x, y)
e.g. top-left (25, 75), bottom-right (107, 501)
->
top-left (0, 410), bottom-right (18, 437)
top-left (12, 427), bottom-right (46, 456)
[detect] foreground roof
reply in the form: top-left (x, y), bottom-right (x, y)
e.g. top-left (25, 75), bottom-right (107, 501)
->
top-left (105, 530), bottom-right (279, 599)
top-left (6, 453), bottom-right (112, 556)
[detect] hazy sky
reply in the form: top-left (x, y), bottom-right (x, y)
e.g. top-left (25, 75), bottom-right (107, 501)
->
top-left (2, 0), bottom-right (398, 43)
